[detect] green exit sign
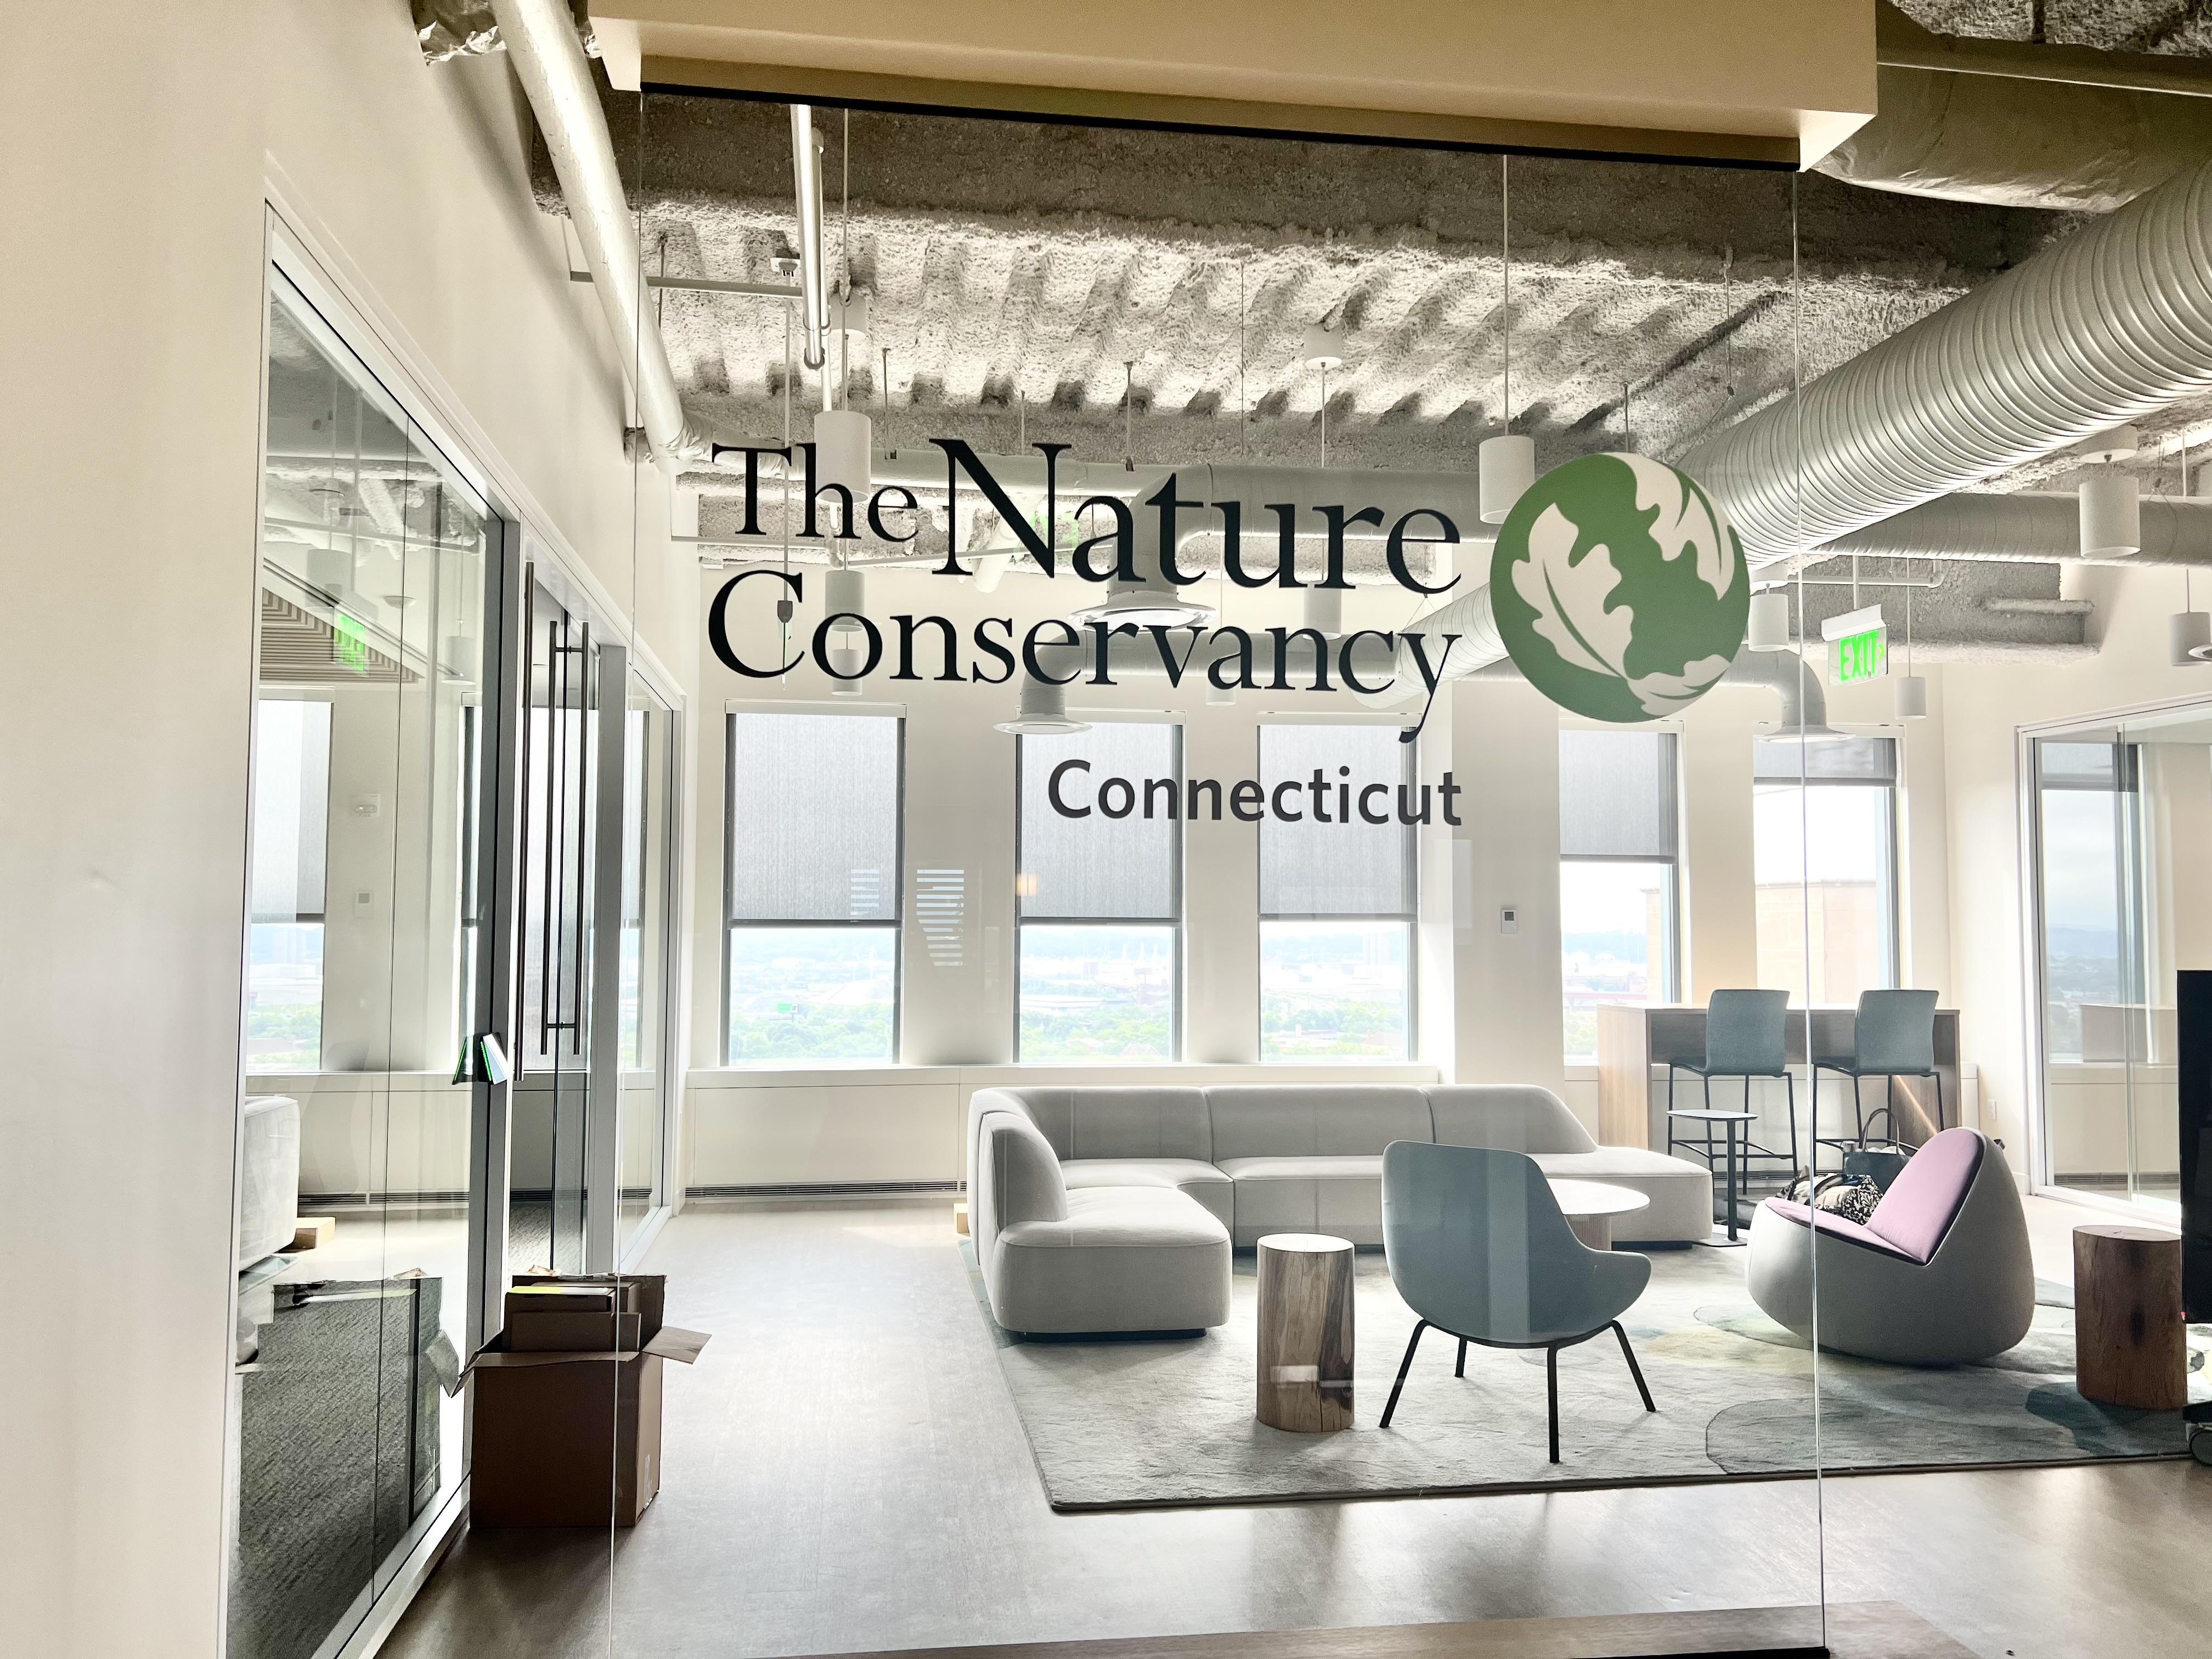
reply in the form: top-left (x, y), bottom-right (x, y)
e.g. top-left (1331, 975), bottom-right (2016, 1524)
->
top-left (1834, 627), bottom-right (1887, 684)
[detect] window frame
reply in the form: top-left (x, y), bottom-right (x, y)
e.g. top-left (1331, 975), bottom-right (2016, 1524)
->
top-left (1013, 720), bottom-right (1185, 1063)
top-left (721, 709), bottom-right (908, 1066)
top-left (1256, 720), bottom-right (1419, 1062)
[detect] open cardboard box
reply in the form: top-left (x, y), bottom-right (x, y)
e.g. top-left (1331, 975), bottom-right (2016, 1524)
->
top-left (468, 1273), bottom-right (710, 1526)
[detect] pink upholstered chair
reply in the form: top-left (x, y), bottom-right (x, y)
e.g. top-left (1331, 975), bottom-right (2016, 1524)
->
top-left (1745, 1127), bottom-right (2034, 1365)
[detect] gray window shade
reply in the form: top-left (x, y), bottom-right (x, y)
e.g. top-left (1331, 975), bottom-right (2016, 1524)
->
top-left (1020, 723), bottom-right (1178, 920)
top-left (1753, 733), bottom-right (1897, 785)
top-left (1259, 724), bottom-right (1413, 917)
top-left (1560, 729), bottom-right (1678, 859)
top-left (2039, 739), bottom-right (2131, 792)
top-left (729, 713), bottom-right (900, 920)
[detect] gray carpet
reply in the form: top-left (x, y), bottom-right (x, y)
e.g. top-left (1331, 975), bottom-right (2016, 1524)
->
top-left (963, 1244), bottom-right (2205, 1511)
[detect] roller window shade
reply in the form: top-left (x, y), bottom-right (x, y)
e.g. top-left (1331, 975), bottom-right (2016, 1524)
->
top-left (1560, 729), bottom-right (1678, 859)
top-left (1019, 723), bottom-right (1178, 921)
top-left (1259, 724), bottom-right (1413, 917)
top-left (728, 712), bottom-right (901, 921)
top-left (1753, 733), bottom-right (1897, 785)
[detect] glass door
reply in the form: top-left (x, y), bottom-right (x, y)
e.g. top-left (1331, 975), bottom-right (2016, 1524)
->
top-left (617, 671), bottom-right (678, 1256)
top-left (514, 577), bottom-right (600, 1274)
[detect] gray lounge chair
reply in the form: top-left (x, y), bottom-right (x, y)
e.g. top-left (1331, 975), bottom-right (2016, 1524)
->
top-left (1378, 1141), bottom-right (1656, 1462)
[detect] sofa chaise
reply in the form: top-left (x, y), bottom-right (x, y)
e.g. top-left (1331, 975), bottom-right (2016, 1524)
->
top-left (967, 1082), bottom-right (1713, 1335)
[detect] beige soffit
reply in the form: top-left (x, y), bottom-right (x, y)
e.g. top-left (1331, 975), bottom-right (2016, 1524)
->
top-left (591, 1), bottom-right (1876, 169)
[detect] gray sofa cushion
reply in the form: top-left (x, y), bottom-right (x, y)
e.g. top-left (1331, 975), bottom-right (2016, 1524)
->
top-left (982, 1085), bottom-right (1212, 1163)
top-left (1205, 1084), bottom-right (1431, 1160)
top-left (1062, 1158), bottom-right (1234, 1231)
top-left (990, 1187), bottom-right (1231, 1334)
top-left (1217, 1154), bottom-right (1389, 1246)
top-left (1426, 1084), bottom-right (1598, 1154)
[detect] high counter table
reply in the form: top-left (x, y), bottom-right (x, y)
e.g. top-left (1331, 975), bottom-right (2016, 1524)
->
top-left (1594, 1003), bottom-right (1960, 1158)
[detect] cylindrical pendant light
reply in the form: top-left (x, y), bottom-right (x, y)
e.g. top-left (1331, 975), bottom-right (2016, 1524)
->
top-left (2172, 608), bottom-right (2211, 666)
top-left (813, 407), bottom-right (872, 506)
top-left (1479, 435), bottom-right (1535, 524)
top-left (1302, 586), bottom-right (1343, 637)
top-left (2080, 471), bottom-right (2141, 557)
top-left (1894, 675), bottom-right (1928, 718)
top-left (994, 675), bottom-right (1091, 735)
top-left (1747, 587), bottom-right (1792, 651)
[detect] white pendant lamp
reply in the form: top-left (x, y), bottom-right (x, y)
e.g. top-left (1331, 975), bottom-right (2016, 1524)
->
top-left (994, 675), bottom-right (1091, 735)
top-left (1300, 323), bottom-right (1343, 369)
top-left (813, 407), bottom-right (872, 504)
top-left (2076, 425), bottom-right (2140, 557)
top-left (825, 565), bottom-right (867, 693)
top-left (1747, 587), bottom-right (1792, 651)
top-left (2170, 608), bottom-right (2210, 666)
top-left (1479, 435), bottom-right (1536, 524)
top-left (1068, 583), bottom-right (1213, 629)
top-left (1302, 586), bottom-right (1343, 637)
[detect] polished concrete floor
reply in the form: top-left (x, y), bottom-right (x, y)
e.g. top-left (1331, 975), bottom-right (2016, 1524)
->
top-left (382, 1198), bottom-right (2207, 1659)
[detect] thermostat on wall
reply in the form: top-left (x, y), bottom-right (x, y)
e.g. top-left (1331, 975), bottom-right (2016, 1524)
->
top-left (1500, 907), bottom-right (1519, 935)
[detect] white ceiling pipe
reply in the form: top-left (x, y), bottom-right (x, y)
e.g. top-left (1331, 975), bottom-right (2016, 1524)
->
top-left (789, 106), bottom-right (830, 374)
top-left (488, 0), bottom-right (715, 463)
top-left (1816, 492), bottom-right (2212, 566)
top-left (1678, 154), bottom-right (2212, 569)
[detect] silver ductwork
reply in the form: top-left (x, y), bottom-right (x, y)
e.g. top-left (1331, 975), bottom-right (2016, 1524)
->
top-left (1680, 154), bottom-right (2212, 568)
top-left (1815, 65), bottom-right (2212, 214)
top-left (487, 0), bottom-right (715, 462)
top-left (1723, 647), bottom-right (1841, 738)
top-left (1818, 491), bottom-right (2212, 566)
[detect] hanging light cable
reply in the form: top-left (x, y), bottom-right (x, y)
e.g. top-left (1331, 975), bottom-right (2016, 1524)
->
top-left (1480, 155), bottom-right (1533, 522)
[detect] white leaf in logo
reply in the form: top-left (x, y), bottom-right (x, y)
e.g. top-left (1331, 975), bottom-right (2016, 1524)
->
top-left (1512, 504), bottom-right (1635, 681)
top-left (1619, 452), bottom-right (1733, 600)
top-left (1627, 653), bottom-right (1736, 716)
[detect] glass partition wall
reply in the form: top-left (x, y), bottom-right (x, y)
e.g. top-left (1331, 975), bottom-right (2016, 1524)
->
top-left (2033, 707), bottom-right (2212, 1212)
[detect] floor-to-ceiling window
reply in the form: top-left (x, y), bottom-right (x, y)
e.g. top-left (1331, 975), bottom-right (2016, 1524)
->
top-left (1559, 727), bottom-right (1679, 1060)
top-left (1015, 721), bottom-right (1182, 1061)
top-left (1257, 721), bottom-right (1414, 1058)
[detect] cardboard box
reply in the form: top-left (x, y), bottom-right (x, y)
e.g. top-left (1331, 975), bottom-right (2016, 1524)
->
top-left (469, 1274), bottom-right (709, 1528)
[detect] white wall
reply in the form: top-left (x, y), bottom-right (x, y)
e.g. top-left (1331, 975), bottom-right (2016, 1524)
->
top-left (0, 6), bottom-right (693, 1654)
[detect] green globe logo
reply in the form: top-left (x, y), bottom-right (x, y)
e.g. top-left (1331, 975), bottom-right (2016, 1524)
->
top-left (1489, 452), bottom-right (1748, 723)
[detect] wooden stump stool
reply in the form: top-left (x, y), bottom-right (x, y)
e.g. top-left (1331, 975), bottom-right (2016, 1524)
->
top-left (2073, 1224), bottom-right (2186, 1410)
top-left (1256, 1234), bottom-right (1355, 1432)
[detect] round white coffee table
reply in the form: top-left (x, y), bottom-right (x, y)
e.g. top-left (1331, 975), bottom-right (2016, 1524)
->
top-left (1548, 1180), bottom-right (1650, 1251)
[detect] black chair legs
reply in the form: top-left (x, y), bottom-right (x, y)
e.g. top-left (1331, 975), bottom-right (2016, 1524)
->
top-left (1383, 1318), bottom-right (1659, 1463)
top-left (1612, 1321), bottom-right (1656, 1414)
top-left (1546, 1346), bottom-right (1560, 1464)
top-left (1379, 1320), bottom-right (1427, 1428)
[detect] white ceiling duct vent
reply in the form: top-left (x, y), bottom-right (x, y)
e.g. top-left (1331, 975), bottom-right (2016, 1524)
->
top-left (995, 676), bottom-right (1091, 736)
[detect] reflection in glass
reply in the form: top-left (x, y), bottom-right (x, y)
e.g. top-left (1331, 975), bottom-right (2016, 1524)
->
top-left (233, 272), bottom-right (488, 1658)
top-left (1019, 924), bottom-right (1176, 1060)
top-left (619, 679), bottom-right (676, 1246)
top-left (1260, 919), bottom-right (1408, 1058)
top-left (1752, 736), bottom-right (1898, 1006)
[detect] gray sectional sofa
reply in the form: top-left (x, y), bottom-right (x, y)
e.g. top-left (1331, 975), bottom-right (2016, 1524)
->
top-left (967, 1082), bottom-right (1713, 1335)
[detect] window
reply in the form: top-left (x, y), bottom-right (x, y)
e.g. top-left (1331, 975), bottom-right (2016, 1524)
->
top-left (726, 711), bottom-right (903, 1062)
top-left (1017, 722), bottom-right (1180, 1060)
top-left (1259, 723), bottom-right (1414, 1058)
top-left (1753, 733), bottom-right (1898, 1005)
top-left (246, 697), bottom-right (332, 1070)
top-left (1559, 729), bottom-right (1679, 1060)
top-left (2035, 740), bottom-right (2142, 1062)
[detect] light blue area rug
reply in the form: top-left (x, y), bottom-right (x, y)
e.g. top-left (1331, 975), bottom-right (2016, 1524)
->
top-left (961, 1243), bottom-right (2203, 1510)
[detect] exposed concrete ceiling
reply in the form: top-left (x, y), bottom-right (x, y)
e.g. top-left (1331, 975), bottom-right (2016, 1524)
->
top-left (519, 25), bottom-right (2212, 646)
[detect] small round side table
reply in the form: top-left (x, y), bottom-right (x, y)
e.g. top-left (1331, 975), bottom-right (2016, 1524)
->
top-left (1255, 1233), bottom-right (1355, 1432)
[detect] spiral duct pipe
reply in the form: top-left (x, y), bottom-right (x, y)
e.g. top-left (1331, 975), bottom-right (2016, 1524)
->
top-left (1819, 490), bottom-right (2212, 566)
top-left (1679, 154), bottom-right (2212, 568)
